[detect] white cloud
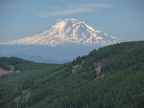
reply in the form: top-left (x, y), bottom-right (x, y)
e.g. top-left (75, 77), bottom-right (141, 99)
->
top-left (37, 4), bottom-right (112, 17)
top-left (38, 8), bottom-right (94, 17)
top-left (71, 4), bottom-right (111, 9)
top-left (0, 3), bottom-right (111, 17)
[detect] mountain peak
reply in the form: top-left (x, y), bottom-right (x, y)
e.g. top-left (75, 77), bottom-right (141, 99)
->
top-left (1, 18), bottom-right (123, 46)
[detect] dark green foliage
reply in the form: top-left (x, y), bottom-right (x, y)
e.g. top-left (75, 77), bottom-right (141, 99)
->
top-left (0, 62), bottom-right (11, 70)
top-left (0, 41), bottom-right (144, 108)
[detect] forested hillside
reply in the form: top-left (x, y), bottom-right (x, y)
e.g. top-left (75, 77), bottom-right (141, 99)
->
top-left (0, 41), bottom-right (144, 108)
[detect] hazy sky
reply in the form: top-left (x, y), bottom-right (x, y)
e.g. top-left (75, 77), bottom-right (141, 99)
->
top-left (0, 0), bottom-right (144, 42)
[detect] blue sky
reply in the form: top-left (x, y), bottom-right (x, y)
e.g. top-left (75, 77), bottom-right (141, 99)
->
top-left (0, 0), bottom-right (144, 42)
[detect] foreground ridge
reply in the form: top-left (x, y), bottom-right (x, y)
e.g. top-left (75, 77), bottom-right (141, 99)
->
top-left (0, 41), bottom-right (144, 108)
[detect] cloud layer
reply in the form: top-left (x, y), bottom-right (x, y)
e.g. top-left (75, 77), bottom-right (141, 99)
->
top-left (37, 4), bottom-right (112, 17)
top-left (0, 3), bottom-right (111, 17)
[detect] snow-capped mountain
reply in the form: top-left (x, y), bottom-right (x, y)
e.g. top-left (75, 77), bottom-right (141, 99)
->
top-left (1, 18), bottom-right (122, 46)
